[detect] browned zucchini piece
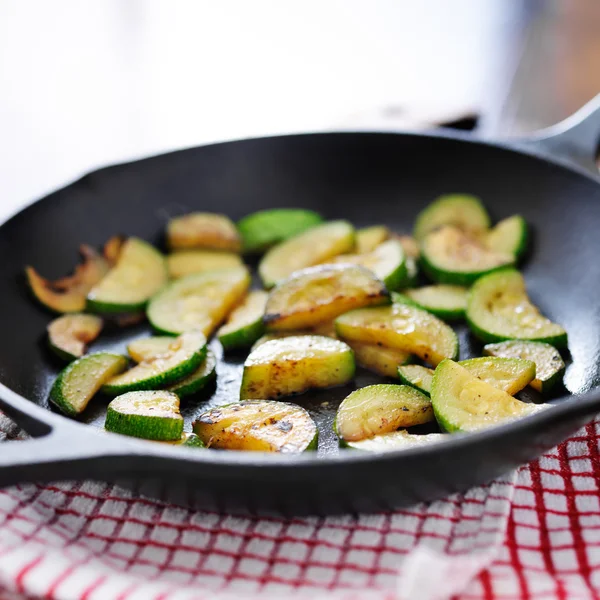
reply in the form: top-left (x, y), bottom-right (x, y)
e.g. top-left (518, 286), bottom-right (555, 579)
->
top-left (47, 314), bottom-right (104, 361)
top-left (167, 212), bottom-right (242, 252)
top-left (26, 245), bottom-right (109, 313)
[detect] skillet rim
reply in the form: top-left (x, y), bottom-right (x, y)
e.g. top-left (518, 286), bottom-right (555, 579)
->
top-left (1, 128), bottom-right (599, 469)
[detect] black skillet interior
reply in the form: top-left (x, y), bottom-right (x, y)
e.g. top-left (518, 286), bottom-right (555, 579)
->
top-left (0, 131), bottom-right (599, 512)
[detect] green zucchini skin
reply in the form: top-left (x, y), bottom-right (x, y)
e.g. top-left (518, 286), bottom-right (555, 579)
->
top-left (49, 353), bottom-right (128, 417)
top-left (105, 391), bottom-right (184, 441)
top-left (397, 365), bottom-right (434, 397)
top-left (483, 340), bottom-right (566, 395)
top-left (403, 285), bottom-right (467, 321)
top-left (167, 349), bottom-right (217, 398)
top-left (238, 209), bottom-right (323, 253)
top-left (420, 249), bottom-right (514, 287)
top-left (102, 332), bottom-right (207, 395)
top-left (466, 269), bottom-right (568, 348)
top-left (486, 215), bottom-right (528, 260)
top-left (414, 194), bottom-right (491, 242)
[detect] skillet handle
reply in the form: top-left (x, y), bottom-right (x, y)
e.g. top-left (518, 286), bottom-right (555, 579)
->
top-left (0, 386), bottom-right (130, 488)
top-left (516, 93), bottom-right (600, 174)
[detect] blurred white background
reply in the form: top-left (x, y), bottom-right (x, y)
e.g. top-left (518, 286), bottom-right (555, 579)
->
top-left (0, 1), bottom-right (598, 218)
top-left (0, 0), bottom-right (516, 216)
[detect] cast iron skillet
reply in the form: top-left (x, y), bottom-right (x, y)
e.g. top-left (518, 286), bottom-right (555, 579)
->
top-left (0, 96), bottom-right (599, 515)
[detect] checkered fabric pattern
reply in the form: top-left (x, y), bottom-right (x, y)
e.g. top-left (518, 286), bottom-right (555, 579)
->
top-left (0, 420), bottom-right (600, 599)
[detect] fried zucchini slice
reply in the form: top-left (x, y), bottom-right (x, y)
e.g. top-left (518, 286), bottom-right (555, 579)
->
top-left (238, 209), bottom-right (323, 253)
top-left (167, 250), bottom-right (243, 279)
top-left (356, 226), bottom-right (390, 253)
top-left (217, 290), bottom-right (268, 350)
top-left (421, 226), bottom-right (514, 285)
top-left (328, 239), bottom-right (407, 290)
top-left (335, 303), bottom-right (458, 366)
top-left (335, 384), bottom-right (433, 442)
top-left (484, 340), bottom-right (565, 394)
top-left (398, 357), bottom-right (535, 397)
top-left (103, 331), bottom-right (207, 395)
top-left (167, 212), bottom-right (242, 252)
top-left (486, 215), bottom-right (528, 259)
top-left (87, 238), bottom-right (167, 313)
top-left (103, 235), bottom-right (126, 266)
top-left (49, 353), bottom-right (128, 417)
top-left (466, 269), bottom-right (567, 347)
top-left (397, 365), bottom-right (435, 396)
top-left (127, 337), bottom-right (216, 398)
top-left (168, 349), bottom-right (217, 398)
top-left (105, 391), bottom-right (183, 441)
top-left (414, 194), bottom-right (491, 242)
top-left (194, 400), bottom-right (318, 452)
top-left (347, 341), bottom-right (412, 378)
top-left (344, 430), bottom-right (446, 452)
top-left (264, 264), bottom-right (388, 331)
top-left (403, 284), bottom-right (468, 320)
top-left (259, 220), bottom-right (355, 288)
top-left (240, 335), bottom-right (355, 399)
top-left (147, 266), bottom-right (250, 336)
top-left (26, 245), bottom-right (109, 313)
top-left (431, 360), bottom-right (542, 433)
top-left (47, 314), bottom-right (103, 361)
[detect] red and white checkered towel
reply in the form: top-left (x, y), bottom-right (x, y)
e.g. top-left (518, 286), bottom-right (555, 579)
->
top-left (1, 417), bottom-right (600, 599)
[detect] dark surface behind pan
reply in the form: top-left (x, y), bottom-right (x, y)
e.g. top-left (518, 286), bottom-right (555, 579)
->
top-left (0, 98), bottom-right (599, 515)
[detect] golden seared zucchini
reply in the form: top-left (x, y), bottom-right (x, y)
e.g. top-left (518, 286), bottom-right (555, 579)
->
top-left (328, 239), bottom-right (407, 290)
top-left (238, 208), bottom-right (323, 253)
top-left (127, 336), bottom-right (174, 362)
top-left (217, 290), bottom-right (268, 350)
top-left (356, 226), bottom-right (390, 253)
top-left (335, 303), bottom-right (458, 366)
top-left (486, 215), bottom-right (528, 259)
top-left (396, 235), bottom-right (420, 259)
top-left (127, 337), bottom-right (216, 398)
top-left (250, 331), bottom-right (310, 351)
top-left (258, 220), bottom-right (355, 288)
top-left (459, 356), bottom-right (536, 395)
top-left (466, 269), bottom-right (567, 347)
top-left (194, 400), bottom-right (318, 452)
top-left (167, 212), bottom-right (242, 252)
top-left (26, 245), bottom-right (109, 313)
top-left (103, 235), bottom-right (125, 266)
top-left (147, 266), bottom-right (250, 336)
top-left (421, 226), bottom-right (514, 285)
top-left (344, 430), bottom-right (446, 452)
top-left (431, 360), bottom-right (542, 433)
top-left (484, 340), bottom-right (565, 394)
top-left (414, 194), bottom-right (491, 242)
top-left (240, 335), bottom-right (355, 399)
top-left (335, 384), bottom-right (433, 443)
top-left (87, 238), bottom-right (167, 313)
top-left (103, 331), bottom-right (207, 395)
top-left (398, 357), bottom-right (536, 397)
top-left (403, 285), bottom-right (468, 320)
top-left (167, 250), bottom-right (243, 279)
top-left (263, 264), bottom-right (388, 331)
top-left (105, 391), bottom-right (183, 441)
top-left (47, 314), bottom-right (103, 361)
top-left (347, 341), bottom-right (412, 378)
